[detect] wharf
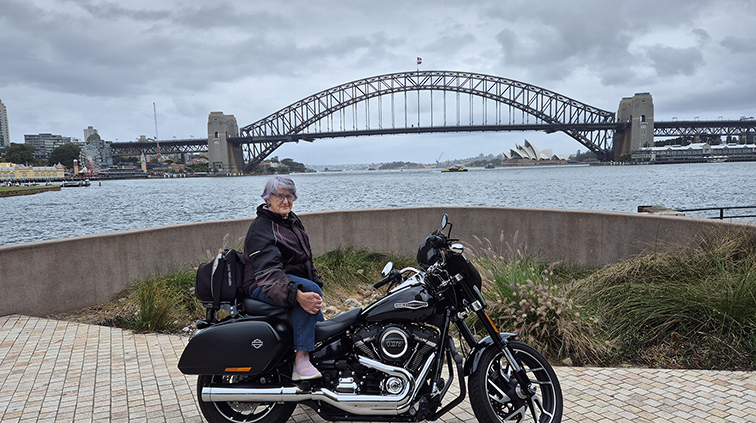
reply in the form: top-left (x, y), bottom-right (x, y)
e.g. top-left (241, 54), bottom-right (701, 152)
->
top-left (0, 185), bottom-right (61, 198)
top-left (0, 314), bottom-right (754, 422)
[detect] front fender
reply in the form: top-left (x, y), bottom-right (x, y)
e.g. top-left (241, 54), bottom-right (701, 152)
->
top-left (463, 332), bottom-right (517, 376)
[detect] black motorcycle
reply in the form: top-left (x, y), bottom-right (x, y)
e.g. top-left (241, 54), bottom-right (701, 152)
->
top-left (178, 215), bottom-right (563, 423)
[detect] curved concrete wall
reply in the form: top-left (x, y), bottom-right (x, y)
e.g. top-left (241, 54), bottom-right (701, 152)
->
top-left (1, 207), bottom-right (753, 317)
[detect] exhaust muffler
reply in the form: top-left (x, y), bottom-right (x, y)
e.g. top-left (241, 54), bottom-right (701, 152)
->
top-left (201, 355), bottom-right (434, 416)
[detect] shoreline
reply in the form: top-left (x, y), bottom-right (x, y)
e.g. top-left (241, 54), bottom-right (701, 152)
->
top-left (0, 185), bottom-right (61, 197)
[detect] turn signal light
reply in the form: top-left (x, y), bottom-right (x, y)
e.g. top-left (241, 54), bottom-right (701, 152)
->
top-left (225, 367), bottom-right (252, 372)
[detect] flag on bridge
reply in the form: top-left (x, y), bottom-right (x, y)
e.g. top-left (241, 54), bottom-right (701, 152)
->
top-left (417, 57), bottom-right (422, 65)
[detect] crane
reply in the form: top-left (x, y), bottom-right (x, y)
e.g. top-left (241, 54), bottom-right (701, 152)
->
top-left (154, 102), bottom-right (161, 162)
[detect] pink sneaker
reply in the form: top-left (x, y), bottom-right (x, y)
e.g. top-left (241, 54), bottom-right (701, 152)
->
top-left (292, 356), bottom-right (322, 381)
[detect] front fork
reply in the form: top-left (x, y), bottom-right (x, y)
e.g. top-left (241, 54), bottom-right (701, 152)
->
top-left (459, 310), bottom-right (537, 402)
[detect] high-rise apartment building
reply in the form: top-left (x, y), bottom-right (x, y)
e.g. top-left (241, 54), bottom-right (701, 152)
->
top-left (0, 99), bottom-right (10, 148)
top-left (84, 126), bottom-right (98, 141)
top-left (24, 133), bottom-right (76, 161)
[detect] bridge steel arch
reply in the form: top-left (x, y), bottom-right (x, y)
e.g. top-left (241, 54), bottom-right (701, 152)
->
top-left (238, 71), bottom-right (617, 171)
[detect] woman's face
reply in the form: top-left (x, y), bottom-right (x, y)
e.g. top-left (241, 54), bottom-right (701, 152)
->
top-left (268, 188), bottom-right (295, 217)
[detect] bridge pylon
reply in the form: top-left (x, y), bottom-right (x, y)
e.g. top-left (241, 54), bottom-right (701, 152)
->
top-left (613, 93), bottom-right (654, 158)
top-left (208, 112), bottom-right (244, 173)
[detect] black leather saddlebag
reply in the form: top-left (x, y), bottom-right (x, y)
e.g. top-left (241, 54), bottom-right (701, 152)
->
top-left (178, 316), bottom-right (291, 375)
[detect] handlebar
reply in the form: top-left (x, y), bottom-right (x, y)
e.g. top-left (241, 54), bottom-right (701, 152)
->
top-left (373, 269), bottom-right (401, 289)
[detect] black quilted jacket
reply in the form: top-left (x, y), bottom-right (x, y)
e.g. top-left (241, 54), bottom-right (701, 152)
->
top-left (243, 204), bottom-right (322, 307)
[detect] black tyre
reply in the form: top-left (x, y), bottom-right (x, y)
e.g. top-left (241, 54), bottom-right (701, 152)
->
top-left (197, 375), bottom-right (296, 423)
top-left (468, 341), bottom-right (562, 423)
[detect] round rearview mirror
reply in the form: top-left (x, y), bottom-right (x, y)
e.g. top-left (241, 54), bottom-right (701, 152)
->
top-left (441, 214), bottom-right (448, 229)
top-left (381, 262), bottom-right (394, 277)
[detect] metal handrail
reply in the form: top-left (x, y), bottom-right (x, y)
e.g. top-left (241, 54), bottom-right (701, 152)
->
top-left (674, 206), bottom-right (756, 220)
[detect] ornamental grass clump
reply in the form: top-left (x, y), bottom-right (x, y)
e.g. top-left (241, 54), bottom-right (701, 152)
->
top-left (467, 233), bottom-right (606, 365)
top-left (315, 247), bottom-right (416, 300)
top-left (571, 228), bottom-right (756, 370)
top-left (127, 269), bottom-right (204, 333)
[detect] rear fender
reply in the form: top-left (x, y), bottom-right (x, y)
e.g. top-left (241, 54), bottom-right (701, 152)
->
top-left (463, 332), bottom-right (517, 376)
top-left (178, 316), bottom-right (291, 375)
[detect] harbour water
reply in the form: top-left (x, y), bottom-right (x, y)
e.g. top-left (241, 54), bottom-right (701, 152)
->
top-left (2, 161), bottom-right (755, 246)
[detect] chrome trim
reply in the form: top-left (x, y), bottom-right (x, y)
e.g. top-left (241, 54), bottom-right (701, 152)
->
top-left (200, 354), bottom-right (437, 416)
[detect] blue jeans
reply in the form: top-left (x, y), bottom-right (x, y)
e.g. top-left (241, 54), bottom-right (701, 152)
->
top-left (250, 274), bottom-right (325, 351)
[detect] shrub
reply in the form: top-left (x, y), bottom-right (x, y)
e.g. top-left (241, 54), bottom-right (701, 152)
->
top-left (571, 229), bottom-right (756, 370)
top-left (467, 234), bottom-right (606, 365)
top-left (315, 247), bottom-right (415, 300)
top-left (126, 269), bottom-right (204, 333)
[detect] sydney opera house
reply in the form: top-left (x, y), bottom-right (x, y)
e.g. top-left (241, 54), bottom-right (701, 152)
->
top-left (503, 140), bottom-right (571, 161)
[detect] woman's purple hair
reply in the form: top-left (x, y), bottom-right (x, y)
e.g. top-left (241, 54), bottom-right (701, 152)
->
top-left (261, 175), bottom-right (298, 202)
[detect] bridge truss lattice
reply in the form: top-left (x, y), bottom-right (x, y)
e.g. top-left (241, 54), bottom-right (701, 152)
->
top-left (236, 70), bottom-right (617, 171)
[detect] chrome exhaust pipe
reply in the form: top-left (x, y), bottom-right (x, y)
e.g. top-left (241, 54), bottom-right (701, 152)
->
top-left (202, 386), bottom-right (306, 403)
top-left (201, 355), bottom-right (435, 416)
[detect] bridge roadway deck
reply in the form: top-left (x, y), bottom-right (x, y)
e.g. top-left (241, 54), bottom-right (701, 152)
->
top-left (1, 315), bottom-right (754, 422)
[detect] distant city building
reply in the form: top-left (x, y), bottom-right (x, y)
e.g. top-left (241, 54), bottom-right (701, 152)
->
top-left (84, 126), bottom-right (98, 142)
top-left (24, 133), bottom-right (85, 161)
top-left (632, 142), bottom-right (756, 163)
top-left (82, 128), bottom-right (113, 168)
top-left (0, 99), bottom-right (9, 148)
top-left (0, 162), bottom-right (65, 181)
top-left (25, 133), bottom-right (76, 161)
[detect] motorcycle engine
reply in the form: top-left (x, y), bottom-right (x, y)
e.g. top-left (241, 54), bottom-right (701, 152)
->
top-left (352, 323), bottom-right (439, 374)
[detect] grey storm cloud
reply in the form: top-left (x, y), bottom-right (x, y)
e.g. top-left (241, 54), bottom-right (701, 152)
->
top-left (2, 0), bottom-right (756, 164)
top-left (644, 45), bottom-right (705, 77)
top-left (720, 36), bottom-right (756, 53)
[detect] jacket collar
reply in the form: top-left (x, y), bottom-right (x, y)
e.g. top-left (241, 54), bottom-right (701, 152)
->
top-left (257, 203), bottom-right (298, 225)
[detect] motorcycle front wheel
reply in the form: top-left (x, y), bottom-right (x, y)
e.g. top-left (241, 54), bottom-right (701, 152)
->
top-left (197, 375), bottom-right (297, 423)
top-left (468, 340), bottom-right (563, 423)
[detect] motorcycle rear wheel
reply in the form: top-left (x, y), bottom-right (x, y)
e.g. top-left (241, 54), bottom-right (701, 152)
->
top-left (468, 340), bottom-right (562, 423)
top-left (197, 375), bottom-right (297, 423)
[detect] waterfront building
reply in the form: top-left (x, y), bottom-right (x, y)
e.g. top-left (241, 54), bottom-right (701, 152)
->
top-left (0, 162), bottom-right (65, 181)
top-left (0, 99), bottom-right (9, 148)
top-left (632, 142), bottom-right (756, 163)
top-left (503, 139), bottom-right (570, 161)
top-left (24, 133), bottom-right (80, 161)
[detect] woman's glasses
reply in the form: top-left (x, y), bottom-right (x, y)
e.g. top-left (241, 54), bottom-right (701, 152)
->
top-left (272, 194), bottom-right (296, 203)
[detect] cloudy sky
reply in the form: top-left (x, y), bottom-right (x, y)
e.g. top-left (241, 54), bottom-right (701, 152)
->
top-left (2, 0), bottom-right (755, 165)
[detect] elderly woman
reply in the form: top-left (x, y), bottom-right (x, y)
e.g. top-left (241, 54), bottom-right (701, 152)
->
top-left (243, 175), bottom-right (324, 381)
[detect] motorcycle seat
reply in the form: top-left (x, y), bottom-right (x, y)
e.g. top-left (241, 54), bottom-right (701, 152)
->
top-left (241, 298), bottom-right (291, 321)
top-left (315, 307), bottom-right (362, 342)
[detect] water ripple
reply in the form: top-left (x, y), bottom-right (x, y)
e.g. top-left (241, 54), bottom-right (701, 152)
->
top-left (2, 162), bottom-right (755, 246)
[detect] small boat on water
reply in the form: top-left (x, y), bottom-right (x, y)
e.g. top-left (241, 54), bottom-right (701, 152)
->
top-left (441, 165), bottom-right (468, 172)
top-left (62, 179), bottom-right (91, 187)
top-left (485, 163), bottom-right (496, 169)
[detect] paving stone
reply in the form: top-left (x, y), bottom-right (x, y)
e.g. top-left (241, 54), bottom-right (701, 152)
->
top-left (0, 315), bottom-right (754, 422)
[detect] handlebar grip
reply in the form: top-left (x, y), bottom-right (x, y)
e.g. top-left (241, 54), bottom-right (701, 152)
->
top-left (374, 269), bottom-right (401, 289)
top-left (373, 275), bottom-right (392, 289)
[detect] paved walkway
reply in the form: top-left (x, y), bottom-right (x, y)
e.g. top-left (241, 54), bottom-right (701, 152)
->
top-left (0, 315), bottom-right (754, 422)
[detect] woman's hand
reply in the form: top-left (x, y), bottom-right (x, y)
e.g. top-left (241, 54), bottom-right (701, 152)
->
top-left (297, 291), bottom-right (323, 315)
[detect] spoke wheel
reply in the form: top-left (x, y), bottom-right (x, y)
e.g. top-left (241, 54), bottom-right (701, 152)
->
top-left (469, 340), bottom-right (562, 423)
top-left (197, 375), bottom-right (296, 423)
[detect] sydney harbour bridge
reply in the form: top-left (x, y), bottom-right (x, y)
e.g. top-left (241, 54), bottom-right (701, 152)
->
top-left (110, 70), bottom-right (756, 173)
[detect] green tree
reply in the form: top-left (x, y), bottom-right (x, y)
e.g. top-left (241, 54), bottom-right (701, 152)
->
top-left (188, 162), bottom-right (208, 173)
top-left (281, 158), bottom-right (306, 172)
top-left (48, 143), bottom-right (82, 169)
top-left (3, 143), bottom-right (36, 164)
